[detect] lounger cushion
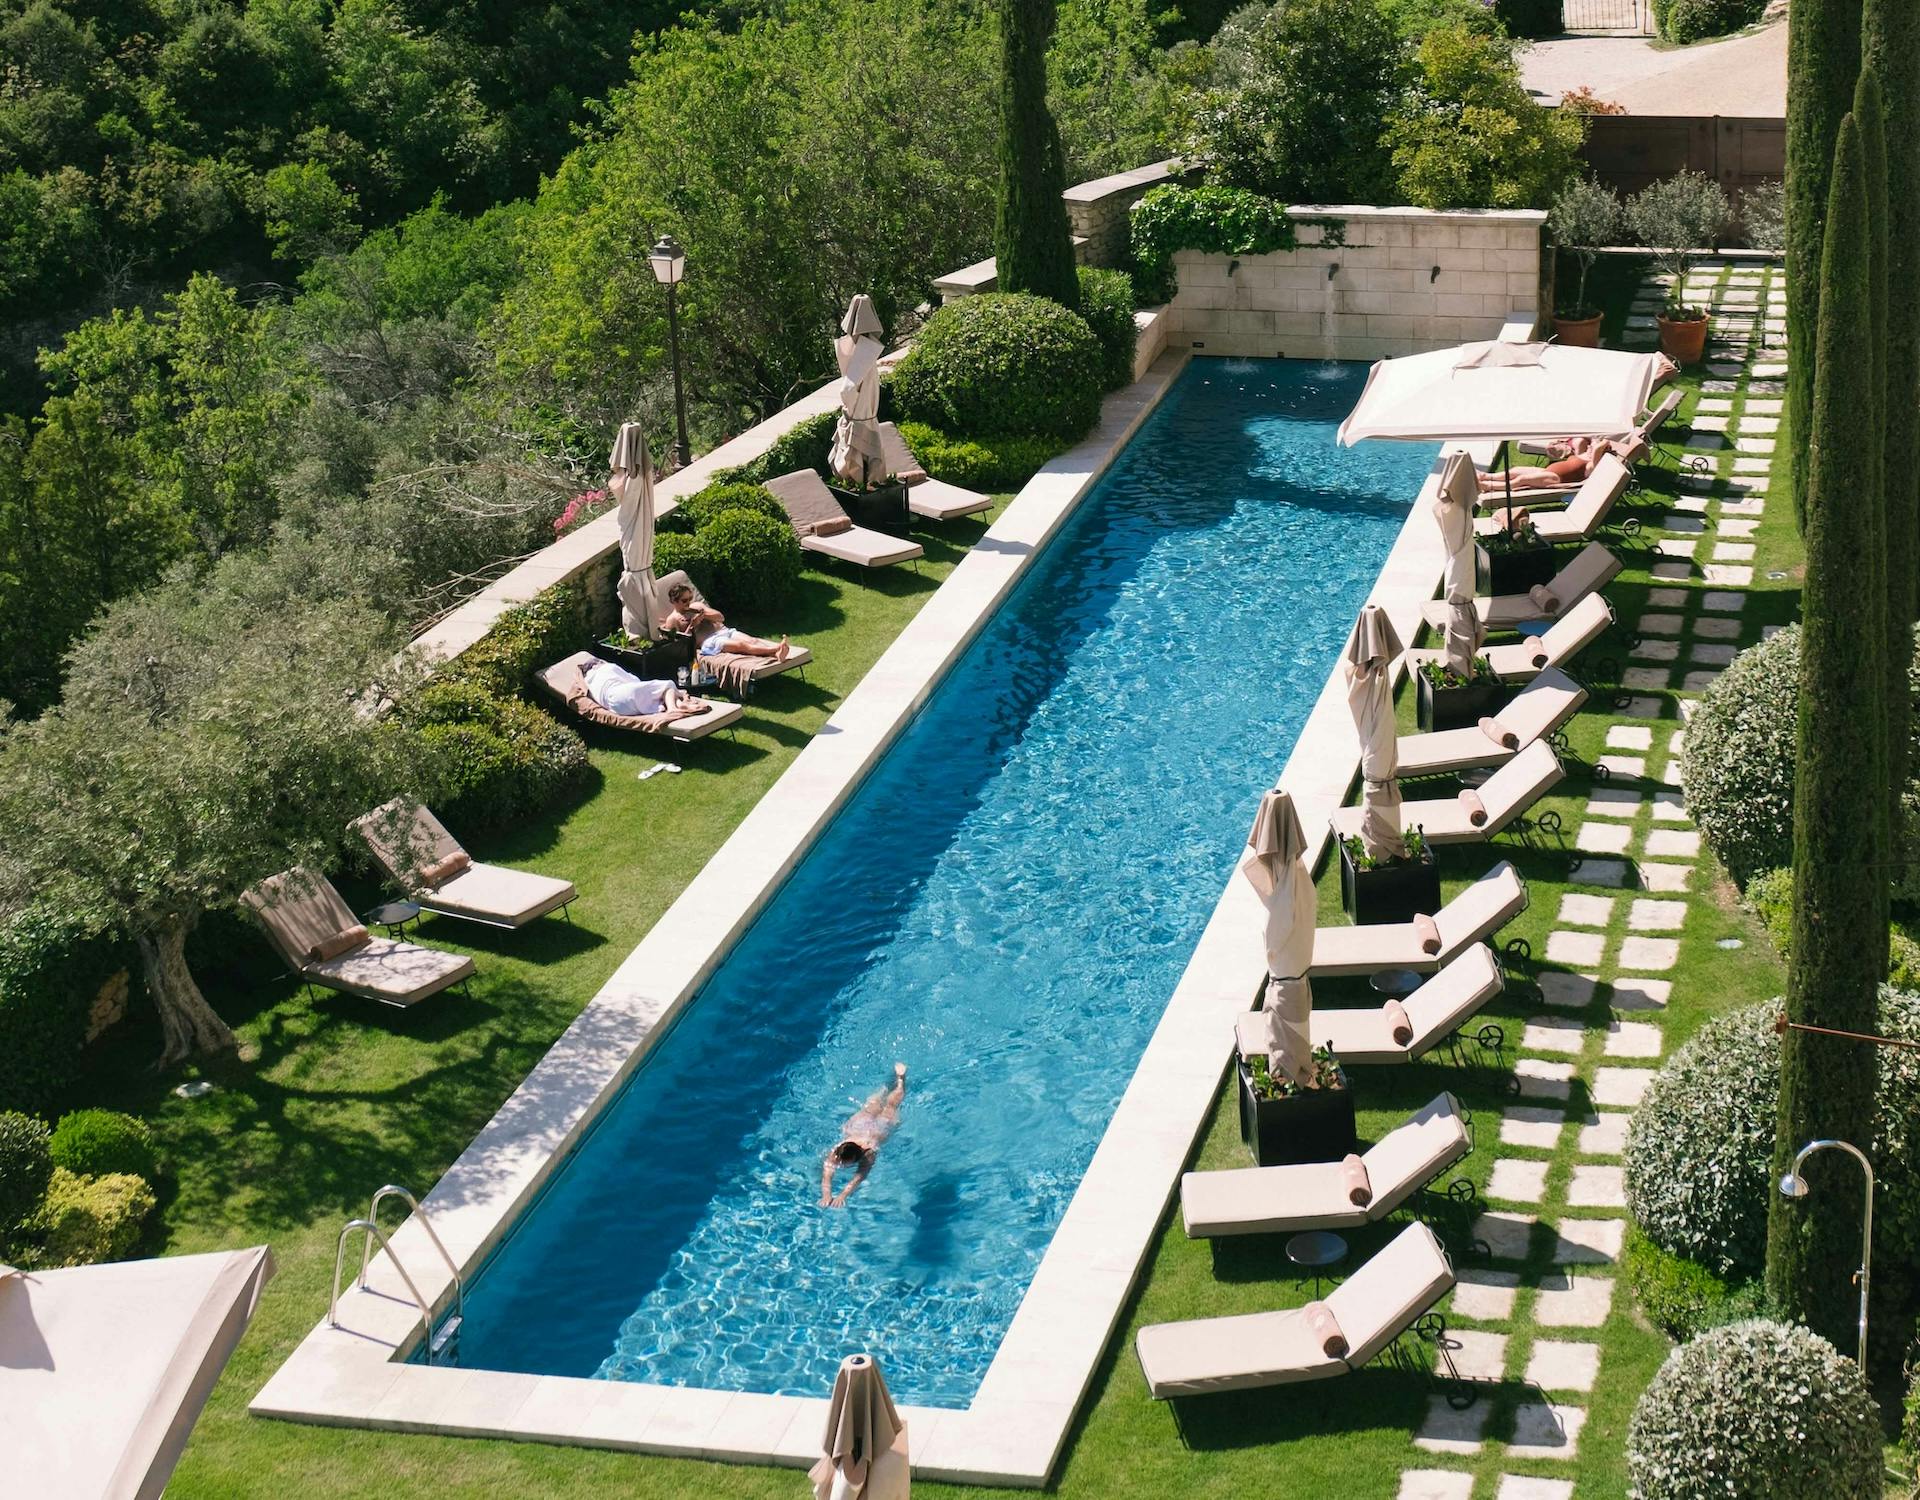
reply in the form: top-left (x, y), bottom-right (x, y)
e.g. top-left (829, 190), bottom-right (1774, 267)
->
top-left (1181, 1160), bottom-right (1371, 1237)
top-left (1307, 862), bottom-right (1525, 977)
top-left (1242, 944), bottom-right (1502, 1064)
top-left (1360, 1095), bottom-right (1470, 1217)
top-left (876, 422), bottom-right (928, 484)
top-left (240, 868), bottom-right (362, 973)
top-left (352, 799), bottom-right (465, 889)
top-left (1135, 1305), bottom-right (1348, 1397)
top-left (800, 525), bottom-right (924, 568)
top-left (304, 936), bottom-right (474, 1007)
top-left (1324, 1222), bottom-right (1454, 1369)
top-left (425, 864), bottom-right (577, 928)
top-left (907, 477), bottom-right (993, 522)
top-left (765, 469), bottom-right (854, 537)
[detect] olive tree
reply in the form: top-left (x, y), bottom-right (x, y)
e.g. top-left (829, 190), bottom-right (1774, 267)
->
top-left (1549, 177), bottom-right (1624, 317)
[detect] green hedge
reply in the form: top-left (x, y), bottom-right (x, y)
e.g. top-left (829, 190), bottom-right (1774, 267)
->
top-left (441, 585), bottom-right (589, 699)
top-left (1129, 185), bottom-right (1301, 305)
top-left (26, 1167), bottom-right (156, 1267)
top-left (662, 481), bottom-right (787, 536)
top-left (697, 508), bottom-right (801, 610)
top-left (1076, 267), bottom-right (1139, 391)
top-left (891, 293), bottom-right (1103, 442)
top-left (1624, 1225), bottom-right (1768, 1341)
top-left (50, 1110), bottom-right (157, 1182)
top-left (0, 1111), bottom-right (53, 1236)
top-left (726, 410), bottom-right (841, 486)
top-left (0, 910), bottom-right (133, 1116)
top-left (409, 680), bottom-right (589, 832)
top-left (895, 422), bottom-right (1065, 493)
top-left (1652, 0), bottom-right (1766, 44)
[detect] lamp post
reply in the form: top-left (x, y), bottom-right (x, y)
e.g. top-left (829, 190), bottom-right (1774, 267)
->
top-left (648, 233), bottom-right (691, 470)
top-left (1778, 1137), bottom-right (1875, 1366)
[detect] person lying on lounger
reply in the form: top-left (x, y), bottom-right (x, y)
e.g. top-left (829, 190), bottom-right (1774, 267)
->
top-left (582, 658), bottom-right (689, 718)
top-left (661, 582), bottom-right (791, 663)
top-left (1481, 436), bottom-right (1622, 493)
top-left (820, 1064), bottom-right (906, 1208)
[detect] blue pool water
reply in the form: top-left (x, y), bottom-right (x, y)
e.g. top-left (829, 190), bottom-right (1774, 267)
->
top-left (455, 359), bottom-right (1438, 1406)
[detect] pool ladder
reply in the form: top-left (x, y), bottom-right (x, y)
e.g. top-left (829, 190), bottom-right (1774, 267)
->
top-left (329, 1184), bottom-right (465, 1365)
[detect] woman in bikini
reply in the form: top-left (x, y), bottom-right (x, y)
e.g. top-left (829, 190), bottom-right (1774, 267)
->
top-left (1480, 436), bottom-right (1619, 493)
top-left (660, 582), bottom-right (790, 663)
top-left (819, 1064), bottom-right (907, 1208)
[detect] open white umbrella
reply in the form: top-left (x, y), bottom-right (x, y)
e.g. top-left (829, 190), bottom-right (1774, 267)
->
top-left (811, 1352), bottom-right (908, 1500)
top-left (611, 420), bottom-right (657, 637)
top-left (830, 295), bottom-right (888, 490)
top-left (1243, 787), bottom-right (1315, 1084)
top-left (2, 1246), bottom-right (274, 1500)
top-left (1346, 605), bottom-right (1408, 863)
top-left (1433, 449), bottom-right (1484, 679)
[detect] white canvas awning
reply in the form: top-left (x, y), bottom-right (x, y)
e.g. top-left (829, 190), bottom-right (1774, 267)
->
top-left (1338, 342), bottom-right (1667, 445)
top-left (2, 1246), bottom-right (274, 1500)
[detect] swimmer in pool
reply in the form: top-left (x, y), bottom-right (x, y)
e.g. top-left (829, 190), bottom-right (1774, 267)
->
top-left (820, 1063), bottom-right (907, 1208)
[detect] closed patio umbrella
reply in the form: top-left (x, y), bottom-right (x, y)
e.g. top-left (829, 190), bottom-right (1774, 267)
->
top-left (1243, 787), bottom-right (1315, 1084)
top-left (811, 1352), bottom-right (909, 1500)
top-left (3, 1246), bottom-right (274, 1500)
top-left (1346, 605), bottom-right (1408, 864)
top-left (830, 295), bottom-right (889, 491)
top-left (611, 420), bottom-right (657, 637)
top-left (1433, 449), bottom-right (1484, 679)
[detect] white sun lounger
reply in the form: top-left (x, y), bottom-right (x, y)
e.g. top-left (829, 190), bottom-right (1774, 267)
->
top-left (646, 568), bottom-right (811, 687)
top-left (1331, 741), bottom-right (1564, 846)
top-left (877, 423), bottom-right (995, 522)
top-left (765, 469), bottom-right (924, 569)
top-left (1475, 454), bottom-right (1632, 543)
top-left (1395, 669), bottom-right (1586, 778)
top-left (1238, 943), bottom-right (1504, 1065)
top-left (1135, 1221), bottom-right (1457, 1399)
top-left (1421, 543), bottom-right (1621, 632)
top-left (352, 799), bottom-right (577, 929)
top-left (1181, 1093), bottom-right (1471, 1238)
top-left (241, 868), bottom-right (474, 1008)
top-left (1309, 861), bottom-right (1527, 977)
top-left (1406, 595), bottom-right (1615, 685)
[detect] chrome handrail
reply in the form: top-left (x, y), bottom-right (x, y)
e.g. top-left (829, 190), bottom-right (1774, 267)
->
top-left (330, 1218), bottom-right (440, 1362)
top-left (358, 1183), bottom-right (464, 1328)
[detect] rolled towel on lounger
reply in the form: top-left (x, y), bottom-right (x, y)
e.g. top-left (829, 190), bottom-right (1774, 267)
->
top-left (1528, 642), bottom-right (1550, 667)
top-left (307, 924), bottom-right (368, 963)
top-left (1460, 788), bottom-right (1488, 827)
top-left (1413, 912), bottom-right (1442, 955)
top-left (420, 851), bottom-right (470, 888)
top-left (1383, 999), bottom-right (1414, 1045)
top-left (1340, 1154), bottom-right (1372, 1206)
top-left (1303, 1301), bottom-right (1349, 1359)
top-left (1478, 716), bottom-right (1518, 750)
top-left (1528, 583), bottom-right (1559, 613)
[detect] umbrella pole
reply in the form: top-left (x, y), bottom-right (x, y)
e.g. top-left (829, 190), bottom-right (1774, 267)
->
top-left (1500, 438), bottom-right (1512, 512)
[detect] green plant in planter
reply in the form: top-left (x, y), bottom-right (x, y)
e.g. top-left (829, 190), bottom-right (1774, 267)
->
top-left (1480, 517), bottom-right (1543, 552)
top-left (1341, 826), bottom-right (1430, 871)
top-left (1249, 1045), bottom-right (1347, 1100)
top-left (601, 628), bottom-right (652, 651)
top-left (1549, 176), bottom-right (1623, 319)
top-left (1418, 654), bottom-right (1496, 689)
top-left (1624, 170), bottom-right (1731, 319)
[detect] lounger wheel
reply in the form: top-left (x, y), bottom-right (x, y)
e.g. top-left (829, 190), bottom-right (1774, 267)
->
top-left (1592, 655), bottom-right (1620, 685)
top-left (1592, 761), bottom-right (1610, 783)
top-left (1446, 1177), bottom-right (1477, 1208)
top-left (1622, 516), bottom-right (1643, 538)
top-left (1685, 455), bottom-right (1710, 475)
top-left (1536, 809), bottom-right (1563, 836)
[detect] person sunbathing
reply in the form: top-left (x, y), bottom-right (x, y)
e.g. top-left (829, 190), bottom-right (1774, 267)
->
top-left (582, 658), bottom-right (689, 718)
top-left (1482, 436), bottom-right (1620, 493)
top-left (819, 1064), bottom-right (907, 1208)
top-left (661, 582), bottom-right (790, 662)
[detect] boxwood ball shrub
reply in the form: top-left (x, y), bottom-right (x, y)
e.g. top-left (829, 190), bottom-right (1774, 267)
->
top-left (0, 1110), bottom-right (53, 1235)
top-left (1622, 1224), bottom-right (1766, 1341)
top-left (50, 1109), bottom-right (157, 1182)
top-left (408, 680), bottom-right (588, 832)
top-left (891, 293), bottom-right (1103, 442)
top-left (1652, 0), bottom-right (1767, 44)
top-left (662, 481), bottom-right (787, 536)
top-left (652, 531), bottom-right (713, 599)
top-left (894, 422), bottom-right (1065, 493)
top-left (1075, 266), bottom-right (1139, 391)
top-left (28, 1167), bottom-right (157, 1267)
top-left (695, 508), bottom-right (801, 611)
top-left (1627, 1320), bottom-right (1882, 1500)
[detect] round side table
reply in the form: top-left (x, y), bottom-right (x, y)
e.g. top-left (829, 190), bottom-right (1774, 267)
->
top-left (1286, 1229), bottom-right (1349, 1297)
top-left (1370, 968), bottom-right (1423, 998)
top-left (365, 900), bottom-right (422, 937)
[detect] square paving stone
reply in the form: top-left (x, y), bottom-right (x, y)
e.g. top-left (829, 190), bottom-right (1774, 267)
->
top-left (1647, 563), bottom-right (1693, 584)
top-left (1516, 1059), bottom-right (1575, 1101)
top-left (1450, 1328), bottom-right (1511, 1382)
top-left (1617, 695), bottom-right (1664, 717)
top-left (1610, 976), bottom-right (1672, 1011)
top-left (1721, 497), bottom-right (1767, 516)
top-left (1694, 398), bottom-right (1734, 413)
top-left (1680, 669), bottom-right (1720, 693)
top-left (1647, 587), bottom-right (1689, 607)
top-left (1604, 1020), bottom-right (1664, 1057)
top-left (1585, 787), bottom-right (1644, 820)
top-left (1557, 893), bottom-right (1615, 926)
top-left (1534, 1272), bottom-right (1615, 1327)
top-left (1652, 541), bottom-right (1697, 562)
top-left (1629, 898), bottom-right (1687, 931)
top-left (1732, 457), bottom-right (1772, 475)
top-left (1538, 972), bottom-right (1598, 1009)
top-left (1622, 666), bottom-right (1673, 690)
top-left (1605, 725), bottom-right (1653, 750)
top-left (1645, 827), bottom-right (1701, 858)
top-left (1734, 438), bottom-right (1775, 456)
top-left (1692, 614), bottom-right (1741, 637)
top-left (1637, 862), bottom-right (1692, 893)
top-left (1526, 1341), bottom-right (1602, 1394)
top-left (1496, 1478), bottom-right (1575, 1500)
top-left (1471, 1210), bottom-right (1537, 1260)
top-left (1568, 1164), bottom-right (1627, 1208)
top-left (1597, 755), bottom-right (1646, 780)
top-left (1553, 1217), bottom-right (1626, 1263)
top-left (1716, 517), bottom-right (1759, 539)
top-left (1575, 823), bottom-right (1633, 854)
top-left (1567, 857), bottom-right (1632, 888)
top-left (1508, 1400), bottom-right (1588, 1461)
top-left (1745, 397), bottom-right (1783, 413)
top-left (1452, 1268), bottom-right (1521, 1320)
top-left (1592, 1067), bottom-right (1656, 1107)
top-left (1501, 1106), bottom-right (1568, 1150)
top-left (1521, 1017), bottom-right (1587, 1056)
top-left (1701, 589), bottom-right (1748, 612)
top-left (1618, 936), bottom-right (1680, 971)
top-left (1399, 1471), bottom-right (1475, 1500)
top-left (1415, 1394), bottom-right (1491, 1455)
top-left (1651, 789), bottom-right (1689, 821)
top-left (1688, 414), bottom-right (1728, 432)
top-left (1636, 610), bottom-right (1684, 635)
top-left (1753, 361), bottom-right (1788, 377)
top-left (1546, 931), bottom-right (1606, 967)
top-left (1704, 564), bottom-right (1754, 586)
top-left (1711, 543), bottom-right (1756, 563)
top-left (1577, 1111), bottom-right (1631, 1156)
top-left (1742, 416), bottom-right (1780, 434)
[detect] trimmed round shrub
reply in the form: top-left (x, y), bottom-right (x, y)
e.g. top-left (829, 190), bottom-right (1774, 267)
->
top-left (696, 508), bottom-right (800, 611)
top-left (652, 531), bottom-right (713, 598)
top-left (27, 1167), bottom-right (156, 1267)
top-left (410, 683), bottom-right (588, 831)
top-left (1624, 1002), bottom-right (1779, 1275)
top-left (891, 293), bottom-right (1104, 442)
top-left (895, 422), bottom-right (1065, 494)
top-left (1627, 1320), bottom-right (1882, 1500)
top-left (0, 1111), bottom-right (53, 1234)
top-left (50, 1109), bottom-right (157, 1181)
top-left (1682, 626), bottom-right (1800, 882)
top-left (1623, 1224), bottom-right (1766, 1341)
top-left (1076, 266), bottom-right (1139, 392)
top-left (662, 481), bottom-right (787, 536)
top-left (1651, 0), bottom-right (1766, 45)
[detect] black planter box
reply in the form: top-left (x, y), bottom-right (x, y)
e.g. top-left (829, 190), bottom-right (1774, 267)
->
top-left (1475, 539), bottom-right (1557, 597)
top-left (1339, 839), bottom-right (1443, 924)
top-left (1415, 668), bottom-right (1508, 731)
top-left (829, 479), bottom-right (910, 535)
top-left (1236, 1059), bottom-right (1359, 1167)
top-left (598, 631), bottom-right (694, 681)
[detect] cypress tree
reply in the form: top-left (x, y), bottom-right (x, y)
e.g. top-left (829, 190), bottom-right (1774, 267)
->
top-left (1785, 0), bottom-right (1863, 532)
top-left (993, 0), bottom-right (1080, 310)
top-left (1766, 114), bottom-right (1887, 1350)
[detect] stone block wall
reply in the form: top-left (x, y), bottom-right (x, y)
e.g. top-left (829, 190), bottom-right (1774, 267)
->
top-left (1166, 206), bottom-right (1546, 362)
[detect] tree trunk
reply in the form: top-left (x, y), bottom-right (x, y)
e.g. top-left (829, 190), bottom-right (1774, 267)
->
top-left (136, 918), bottom-right (236, 1068)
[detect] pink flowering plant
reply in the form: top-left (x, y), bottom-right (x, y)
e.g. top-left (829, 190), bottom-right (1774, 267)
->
top-left (553, 488), bottom-right (611, 535)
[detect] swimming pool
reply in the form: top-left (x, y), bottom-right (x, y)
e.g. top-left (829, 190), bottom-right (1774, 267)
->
top-left (453, 358), bottom-right (1438, 1407)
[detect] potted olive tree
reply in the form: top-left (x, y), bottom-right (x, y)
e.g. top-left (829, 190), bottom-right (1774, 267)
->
top-left (1625, 170), bottom-right (1731, 366)
top-left (1549, 177), bottom-right (1622, 347)
top-left (1237, 1045), bottom-right (1357, 1167)
top-left (1338, 826), bottom-right (1440, 924)
top-left (1475, 516), bottom-right (1557, 595)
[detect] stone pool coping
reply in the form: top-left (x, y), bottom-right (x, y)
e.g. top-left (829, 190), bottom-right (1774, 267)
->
top-left (251, 353), bottom-right (1477, 1486)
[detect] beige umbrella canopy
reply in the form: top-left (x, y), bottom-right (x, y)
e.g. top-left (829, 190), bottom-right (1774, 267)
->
top-left (2, 1246), bottom-right (274, 1500)
top-left (1243, 787), bottom-right (1316, 1085)
top-left (611, 420), bottom-right (657, 636)
top-left (1346, 605), bottom-right (1408, 863)
top-left (830, 295), bottom-right (889, 491)
top-left (1432, 450), bottom-right (1484, 679)
top-left (811, 1352), bottom-right (908, 1500)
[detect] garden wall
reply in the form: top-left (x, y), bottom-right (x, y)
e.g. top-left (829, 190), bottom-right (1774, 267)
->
top-left (1166, 206), bottom-right (1547, 362)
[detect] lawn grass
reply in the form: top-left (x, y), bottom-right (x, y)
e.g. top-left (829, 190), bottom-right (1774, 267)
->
top-left (67, 260), bottom-right (1835, 1497)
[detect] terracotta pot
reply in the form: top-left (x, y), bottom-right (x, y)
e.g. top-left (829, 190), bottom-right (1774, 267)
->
top-left (1658, 311), bottom-right (1710, 365)
top-left (1553, 311), bottom-right (1603, 347)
